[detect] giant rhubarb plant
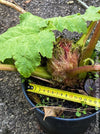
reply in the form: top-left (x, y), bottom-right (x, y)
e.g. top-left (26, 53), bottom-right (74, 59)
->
top-left (0, 0), bottom-right (100, 88)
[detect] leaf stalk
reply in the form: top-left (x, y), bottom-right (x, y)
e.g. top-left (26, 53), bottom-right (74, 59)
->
top-left (79, 21), bottom-right (100, 66)
top-left (0, 0), bottom-right (26, 13)
top-left (0, 64), bottom-right (17, 71)
top-left (76, 21), bottom-right (97, 48)
top-left (0, 64), bottom-right (51, 79)
top-left (68, 65), bottom-right (100, 76)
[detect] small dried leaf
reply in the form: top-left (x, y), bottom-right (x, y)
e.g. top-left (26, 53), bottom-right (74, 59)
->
top-left (25, 0), bottom-right (31, 4)
top-left (78, 89), bottom-right (88, 96)
top-left (43, 107), bottom-right (63, 120)
top-left (28, 93), bottom-right (41, 104)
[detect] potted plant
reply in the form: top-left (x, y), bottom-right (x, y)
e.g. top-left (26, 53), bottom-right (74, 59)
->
top-left (0, 0), bottom-right (100, 134)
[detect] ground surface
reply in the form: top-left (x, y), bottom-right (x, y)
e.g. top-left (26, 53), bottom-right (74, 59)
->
top-left (0, 0), bottom-right (100, 134)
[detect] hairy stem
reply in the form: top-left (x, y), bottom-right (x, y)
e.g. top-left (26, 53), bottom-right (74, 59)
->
top-left (79, 21), bottom-right (100, 66)
top-left (0, 0), bottom-right (26, 13)
top-left (68, 65), bottom-right (100, 76)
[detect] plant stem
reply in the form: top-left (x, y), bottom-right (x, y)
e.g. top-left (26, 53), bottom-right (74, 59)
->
top-left (76, 21), bottom-right (97, 48)
top-left (0, 0), bottom-right (26, 13)
top-left (0, 64), bottom-right (17, 71)
top-left (77, 0), bottom-right (89, 9)
top-left (69, 65), bottom-right (100, 76)
top-left (0, 64), bottom-right (51, 79)
top-left (79, 21), bottom-right (100, 66)
top-left (31, 105), bottom-right (94, 112)
top-left (31, 66), bottom-right (52, 79)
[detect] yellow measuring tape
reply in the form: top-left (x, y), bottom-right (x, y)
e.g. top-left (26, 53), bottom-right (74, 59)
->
top-left (28, 83), bottom-right (100, 108)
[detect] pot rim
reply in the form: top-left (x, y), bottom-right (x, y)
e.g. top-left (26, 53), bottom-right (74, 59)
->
top-left (22, 82), bottom-right (100, 121)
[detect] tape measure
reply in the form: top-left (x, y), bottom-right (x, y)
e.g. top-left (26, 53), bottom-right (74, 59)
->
top-left (27, 83), bottom-right (100, 108)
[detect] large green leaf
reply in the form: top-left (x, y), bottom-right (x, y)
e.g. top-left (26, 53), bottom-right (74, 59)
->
top-left (46, 14), bottom-right (87, 33)
top-left (46, 6), bottom-right (100, 33)
top-left (0, 13), bottom-right (55, 77)
top-left (82, 6), bottom-right (100, 21)
top-left (0, 6), bottom-right (100, 77)
top-left (19, 12), bottom-right (48, 31)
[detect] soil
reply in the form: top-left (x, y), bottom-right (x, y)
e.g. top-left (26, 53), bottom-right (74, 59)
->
top-left (0, 0), bottom-right (100, 134)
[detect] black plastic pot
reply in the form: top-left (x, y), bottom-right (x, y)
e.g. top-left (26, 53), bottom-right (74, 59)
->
top-left (22, 82), bottom-right (100, 134)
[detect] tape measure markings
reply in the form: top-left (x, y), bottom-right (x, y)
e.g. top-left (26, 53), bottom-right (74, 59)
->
top-left (27, 83), bottom-right (100, 107)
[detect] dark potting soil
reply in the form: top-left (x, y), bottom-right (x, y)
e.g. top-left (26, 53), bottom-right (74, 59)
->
top-left (25, 76), bottom-right (98, 119)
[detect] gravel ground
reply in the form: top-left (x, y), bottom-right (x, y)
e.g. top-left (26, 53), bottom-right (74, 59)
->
top-left (0, 0), bottom-right (100, 134)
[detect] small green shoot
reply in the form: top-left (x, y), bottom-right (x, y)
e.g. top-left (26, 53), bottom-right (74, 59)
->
top-left (94, 73), bottom-right (99, 78)
top-left (46, 97), bottom-right (50, 101)
top-left (88, 73), bottom-right (93, 79)
top-left (60, 114), bottom-right (65, 118)
top-left (84, 58), bottom-right (94, 65)
top-left (81, 101), bottom-right (87, 107)
top-left (89, 86), bottom-right (93, 90)
top-left (95, 107), bottom-right (99, 111)
top-left (82, 110), bottom-right (87, 115)
top-left (76, 109), bottom-right (81, 117)
top-left (28, 79), bottom-right (33, 83)
top-left (21, 78), bottom-right (26, 83)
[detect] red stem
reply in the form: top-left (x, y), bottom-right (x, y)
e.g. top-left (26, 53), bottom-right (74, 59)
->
top-left (79, 21), bottom-right (100, 66)
top-left (68, 65), bottom-right (100, 76)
